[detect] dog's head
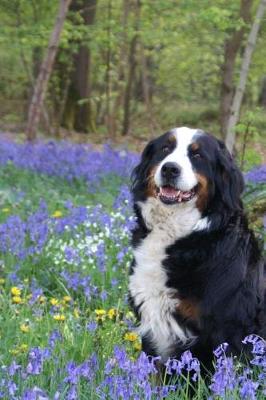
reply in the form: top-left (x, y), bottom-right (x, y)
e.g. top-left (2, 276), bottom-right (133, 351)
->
top-left (132, 127), bottom-right (244, 214)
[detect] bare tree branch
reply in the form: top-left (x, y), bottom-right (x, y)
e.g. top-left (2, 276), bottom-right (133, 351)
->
top-left (225, 0), bottom-right (266, 153)
top-left (26, 0), bottom-right (72, 141)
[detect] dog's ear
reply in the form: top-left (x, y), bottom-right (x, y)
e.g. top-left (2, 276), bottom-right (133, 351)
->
top-left (131, 140), bottom-right (155, 197)
top-left (215, 140), bottom-right (244, 211)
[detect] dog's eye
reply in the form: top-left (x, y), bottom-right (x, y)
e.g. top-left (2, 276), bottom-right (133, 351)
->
top-left (162, 145), bottom-right (170, 153)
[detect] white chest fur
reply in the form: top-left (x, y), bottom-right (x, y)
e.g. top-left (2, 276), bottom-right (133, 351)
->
top-left (129, 198), bottom-right (201, 361)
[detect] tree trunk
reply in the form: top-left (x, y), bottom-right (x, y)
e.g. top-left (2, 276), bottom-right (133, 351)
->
top-left (225, 0), bottom-right (266, 153)
top-left (105, 0), bottom-right (113, 137)
top-left (63, 0), bottom-right (97, 133)
top-left (26, 0), bottom-right (72, 141)
top-left (220, 0), bottom-right (252, 139)
top-left (140, 44), bottom-right (158, 136)
top-left (109, 0), bottom-right (130, 136)
top-left (16, 0), bottom-right (50, 131)
top-left (258, 76), bottom-right (266, 107)
top-left (122, 0), bottom-right (141, 136)
top-left (52, 56), bottom-right (73, 136)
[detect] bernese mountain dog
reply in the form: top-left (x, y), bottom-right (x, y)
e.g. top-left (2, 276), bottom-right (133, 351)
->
top-left (129, 127), bottom-right (265, 371)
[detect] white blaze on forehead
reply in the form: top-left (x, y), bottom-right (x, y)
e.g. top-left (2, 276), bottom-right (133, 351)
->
top-left (173, 127), bottom-right (199, 153)
top-left (154, 127), bottom-right (200, 191)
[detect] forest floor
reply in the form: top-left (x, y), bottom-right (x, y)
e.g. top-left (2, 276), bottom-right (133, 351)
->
top-left (0, 139), bottom-right (265, 398)
top-left (0, 126), bottom-right (266, 166)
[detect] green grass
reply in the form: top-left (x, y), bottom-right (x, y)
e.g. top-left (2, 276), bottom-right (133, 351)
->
top-left (0, 164), bottom-right (126, 220)
top-left (0, 166), bottom-right (136, 396)
top-left (0, 164), bottom-right (265, 399)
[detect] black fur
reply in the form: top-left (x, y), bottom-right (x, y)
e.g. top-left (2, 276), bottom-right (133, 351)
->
top-left (129, 129), bottom-right (265, 370)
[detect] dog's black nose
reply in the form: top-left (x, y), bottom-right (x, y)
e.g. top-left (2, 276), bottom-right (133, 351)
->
top-left (161, 162), bottom-right (180, 179)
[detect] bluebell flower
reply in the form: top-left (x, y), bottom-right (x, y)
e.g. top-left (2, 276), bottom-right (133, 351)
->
top-left (8, 361), bottom-right (21, 377)
top-left (49, 330), bottom-right (62, 349)
top-left (7, 380), bottom-right (17, 397)
top-left (87, 321), bottom-right (97, 332)
top-left (210, 343), bottom-right (237, 396)
top-left (22, 386), bottom-right (49, 400)
top-left (26, 347), bottom-right (50, 376)
top-left (245, 165), bottom-right (266, 184)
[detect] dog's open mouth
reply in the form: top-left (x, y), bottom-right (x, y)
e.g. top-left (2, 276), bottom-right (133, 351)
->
top-left (157, 186), bottom-right (196, 204)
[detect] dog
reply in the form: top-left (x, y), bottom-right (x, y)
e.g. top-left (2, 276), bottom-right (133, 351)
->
top-left (129, 127), bottom-right (265, 371)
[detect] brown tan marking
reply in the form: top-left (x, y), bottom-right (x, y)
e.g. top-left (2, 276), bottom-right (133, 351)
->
top-left (177, 298), bottom-right (200, 321)
top-left (195, 173), bottom-right (208, 211)
top-left (190, 142), bottom-right (199, 151)
top-left (146, 165), bottom-right (159, 198)
top-left (168, 134), bottom-right (177, 144)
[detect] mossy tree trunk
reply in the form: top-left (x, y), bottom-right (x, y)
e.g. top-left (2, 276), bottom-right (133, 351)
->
top-left (26, 0), bottom-right (72, 141)
top-left (63, 0), bottom-right (97, 133)
top-left (219, 0), bottom-right (252, 140)
top-left (225, 0), bottom-right (266, 152)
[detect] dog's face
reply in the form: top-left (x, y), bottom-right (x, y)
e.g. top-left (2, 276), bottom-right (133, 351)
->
top-left (132, 127), bottom-right (244, 213)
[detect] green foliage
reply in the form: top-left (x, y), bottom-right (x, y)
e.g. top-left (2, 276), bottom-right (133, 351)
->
top-left (236, 108), bottom-right (265, 171)
top-left (0, 162), bottom-right (265, 398)
top-left (0, 0), bottom-right (266, 140)
top-left (0, 163), bottom-right (125, 221)
top-left (241, 148), bottom-right (262, 171)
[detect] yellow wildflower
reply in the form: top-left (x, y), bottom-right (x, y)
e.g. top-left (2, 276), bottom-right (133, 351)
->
top-left (11, 287), bottom-right (21, 296)
top-left (10, 343), bottom-right (28, 355)
top-left (2, 208), bottom-right (10, 213)
top-left (50, 298), bottom-right (59, 306)
top-left (95, 309), bottom-right (106, 321)
top-left (12, 296), bottom-right (23, 304)
top-left (53, 314), bottom-right (66, 322)
top-left (108, 308), bottom-right (117, 319)
top-left (124, 332), bottom-right (138, 342)
top-left (39, 295), bottom-right (46, 304)
top-left (20, 343), bottom-right (28, 352)
top-left (63, 295), bottom-right (72, 303)
top-left (52, 210), bottom-right (63, 218)
top-left (73, 308), bottom-right (80, 318)
top-left (134, 342), bottom-right (142, 351)
top-left (0, 278), bottom-right (5, 285)
top-left (20, 324), bottom-right (30, 333)
top-left (125, 311), bottom-right (135, 319)
top-left (95, 309), bottom-right (106, 316)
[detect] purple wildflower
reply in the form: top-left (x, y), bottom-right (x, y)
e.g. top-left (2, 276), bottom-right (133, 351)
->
top-left (22, 386), bottom-right (49, 400)
top-left (245, 165), bottom-right (266, 184)
top-left (238, 370), bottom-right (259, 400)
top-left (7, 380), bottom-right (17, 396)
top-left (165, 351), bottom-right (200, 382)
top-left (66, 385), bottom-right (78, 400)
top-left (111, 278), bottom-right (118, 287)
top-left (8, 361), bottom-right (21, 376)
top-left (98, 347), bottom-right (160, 399)
top-left (49, 330), bottom-right (62, 349)
top-left (26, 347), bottom-right (50, 375)
top-left (243, 334), bottom-right (266, 369)
top-left (210, 343), bottom-right (237, 397)
top-left (87, 321), bottom-right (97, 332)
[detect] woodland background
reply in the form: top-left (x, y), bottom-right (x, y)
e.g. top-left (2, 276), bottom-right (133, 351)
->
top-left (0, 0), bottom-right (265, 167)
top-left (0, 1), bottom-right (265, 398)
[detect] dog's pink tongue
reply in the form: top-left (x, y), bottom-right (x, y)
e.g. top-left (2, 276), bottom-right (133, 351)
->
top-left (160, 186), bottom-right (178, 196)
